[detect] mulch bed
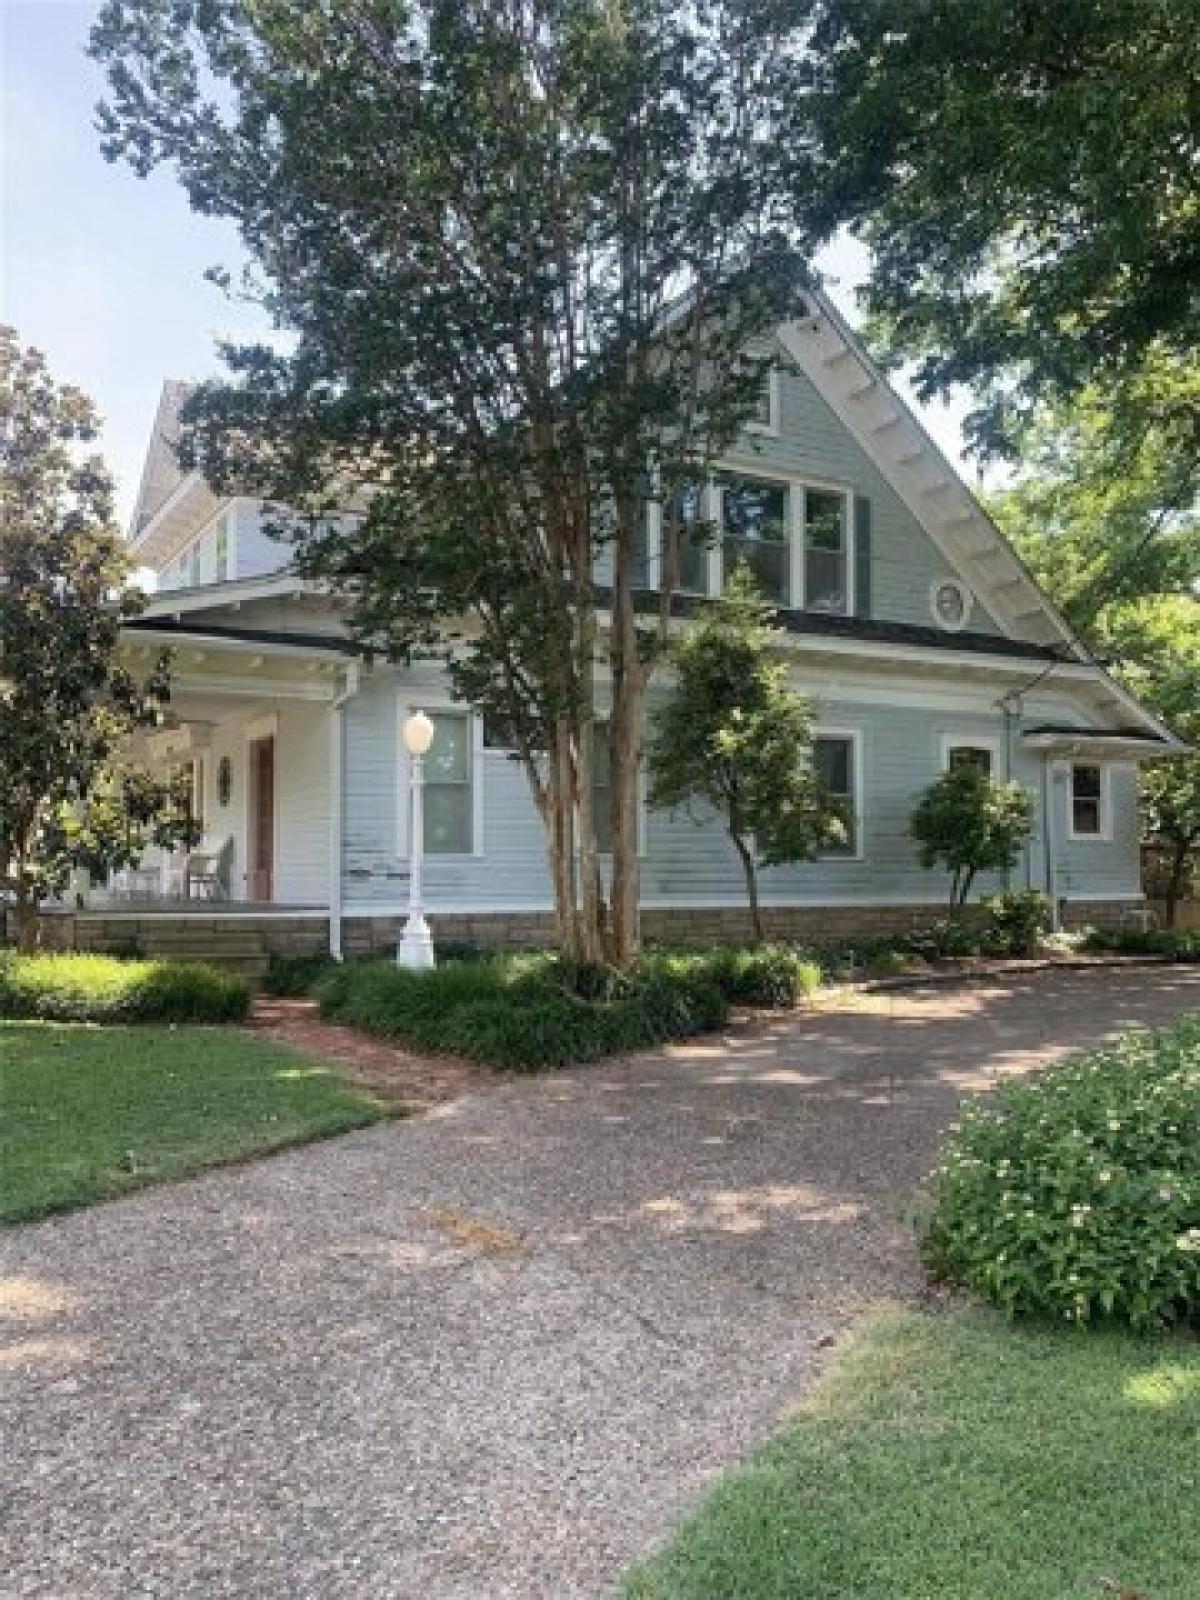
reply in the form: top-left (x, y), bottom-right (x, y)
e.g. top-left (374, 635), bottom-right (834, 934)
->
top-left (248, 996), bottom-right (487, 1114)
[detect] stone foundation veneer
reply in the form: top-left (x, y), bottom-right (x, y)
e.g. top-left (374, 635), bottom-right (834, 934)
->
top-left (33, 897), bottom-right (1142, 960)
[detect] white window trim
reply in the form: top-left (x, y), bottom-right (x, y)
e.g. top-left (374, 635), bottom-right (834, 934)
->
top-left (940, 733), bottom-right (1003, 776)
top-left (744, 367), bottom-right (781, 438)
top-left (812, 725), bottom-right (865, 863)
top-left (1067, 760), bottom-right (1112, 843)
top-left (396, 698), bottom-right (485, 859)
top-left (639, 465), bottom-right (858, 617)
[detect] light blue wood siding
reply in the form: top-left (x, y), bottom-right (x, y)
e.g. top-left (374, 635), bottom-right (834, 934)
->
top-left (721, 361), bottom-right (1003, 634)
top-left (340, 664), bottom-right (1141, 911)
top-left (594, 357), bottom-right (1003, 634)
top-left (232, 500), bottom-right (292, 580)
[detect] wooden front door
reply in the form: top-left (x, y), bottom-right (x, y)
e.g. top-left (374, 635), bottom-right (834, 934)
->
top-left (249, 736), bottom-right (275, 902)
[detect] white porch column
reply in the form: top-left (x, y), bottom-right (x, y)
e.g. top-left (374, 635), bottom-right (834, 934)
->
top-left (329, 663), bottom-right (360, 960)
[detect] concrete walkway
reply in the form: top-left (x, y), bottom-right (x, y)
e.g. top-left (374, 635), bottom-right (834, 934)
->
top-left (4, 966), bottom-right (1199, 1599)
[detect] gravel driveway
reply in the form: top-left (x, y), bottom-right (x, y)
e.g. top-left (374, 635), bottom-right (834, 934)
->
top-left (4, 965), bottom-right (1199, 1600)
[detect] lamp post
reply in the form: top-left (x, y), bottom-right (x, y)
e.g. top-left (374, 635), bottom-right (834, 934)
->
top-left (397, 709), bottom-right (436, 969)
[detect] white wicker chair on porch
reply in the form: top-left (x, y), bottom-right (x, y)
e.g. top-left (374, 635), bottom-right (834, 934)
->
top-left (184, 836), bottom-right (233, 901)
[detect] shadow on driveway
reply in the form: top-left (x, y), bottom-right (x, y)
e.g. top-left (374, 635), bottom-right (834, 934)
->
top-left (3, 966), bottom-right (1198, 1599)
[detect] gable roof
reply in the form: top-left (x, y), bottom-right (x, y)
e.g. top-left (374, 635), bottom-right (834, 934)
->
top-left (776, 294), bottom-right (1088, 661)
top-left (130, 381), bottom-right (195, 536)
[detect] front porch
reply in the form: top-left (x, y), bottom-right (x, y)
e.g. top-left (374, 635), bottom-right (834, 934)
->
top-left (99, 622), bottom-right (356, 922)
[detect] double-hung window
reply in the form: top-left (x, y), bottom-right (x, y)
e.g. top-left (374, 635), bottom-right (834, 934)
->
top-left (946, 743), bottom-right (995, 777)
top-left (721, 475), bottom-right (789, 604)
top-left (804, 489), bottom-right (849, 614)
top-left (659, 480), bottom-right (711, 595)
top-left (423, 712), bottom-right (474, 854)
top-left (1070, 763), bottom-right (1107, 838)
top-left (813, 734), bottom-right (858, 856)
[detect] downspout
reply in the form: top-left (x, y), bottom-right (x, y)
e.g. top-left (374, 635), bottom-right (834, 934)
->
top-left (329, 661), bottom-right (362, 960)
top-left (1042, 753), bottom-right (1061, 932)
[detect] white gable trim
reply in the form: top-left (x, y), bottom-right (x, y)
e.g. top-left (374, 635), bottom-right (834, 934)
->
top-left (777, 296), bottom-right (1088, 660)
top-left (140, 571), bottom-right (317, 617)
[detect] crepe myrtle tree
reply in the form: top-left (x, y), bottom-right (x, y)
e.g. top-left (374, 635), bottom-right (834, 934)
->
top-left (0, 329), bottom-right (197, 950)
top-left (910, 764), bottom-right (1034, 908)
top-left (648, 567), bottom-right (841, 943)
top-left (91, 0), bottom-right (820, 969)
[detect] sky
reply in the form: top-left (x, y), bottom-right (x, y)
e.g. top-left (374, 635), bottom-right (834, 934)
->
top-left (3, 0), bottom-right (980, 533)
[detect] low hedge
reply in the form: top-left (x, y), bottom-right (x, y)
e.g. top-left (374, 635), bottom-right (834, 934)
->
top-left (313, 944), bottom-right (826, 1070)
top-left (1082, 926), bottom-right (1200, 961)
top-left (0, 952), bottom-right (251, 1023)
top-left (921, 1015), bottom-right (1200, 1330)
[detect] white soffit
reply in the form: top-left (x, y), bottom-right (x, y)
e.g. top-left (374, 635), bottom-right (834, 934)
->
top-left (778, 297), bottom-right (1088, 661)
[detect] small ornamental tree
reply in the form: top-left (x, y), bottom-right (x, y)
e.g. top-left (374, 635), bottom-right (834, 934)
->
top-left (910, 765), bottom-right (1033, 907)
top-left (0, 329), bottom-right (197, 949)
top-left (648, 567), bottom-right (839, 943)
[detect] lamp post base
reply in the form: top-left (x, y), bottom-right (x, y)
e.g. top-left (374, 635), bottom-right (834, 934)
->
top-left (397, 911), bottom-right (436, 970)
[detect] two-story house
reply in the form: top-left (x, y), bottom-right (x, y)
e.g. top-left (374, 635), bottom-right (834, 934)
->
top-left (88, 293), bottom-right (1179, 959)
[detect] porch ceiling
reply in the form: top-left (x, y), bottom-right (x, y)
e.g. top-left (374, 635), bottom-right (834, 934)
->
top-left (120, 629), bottom-right (349, 703)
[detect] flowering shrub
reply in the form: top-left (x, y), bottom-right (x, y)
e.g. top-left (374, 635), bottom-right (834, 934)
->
top-left (981, 890), bottom-right (1051, 955)
top-left (921, 1016), bottom-right (1200, 1329)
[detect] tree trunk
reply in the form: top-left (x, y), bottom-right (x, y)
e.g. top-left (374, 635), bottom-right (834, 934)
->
top-left (606, 490), bottom-right (644, 969)
top-left (732, 833), bottom-right (764, 944)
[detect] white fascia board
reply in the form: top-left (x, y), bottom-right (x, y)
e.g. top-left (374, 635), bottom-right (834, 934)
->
top-left (128, 471), bottom-right (212, 550)
top-left (1022, 733), bottom-right (1186, 760)
top-left (120, 625), bottom-right (347, 665)
top-left (139, 572), bottom-right (321, 617)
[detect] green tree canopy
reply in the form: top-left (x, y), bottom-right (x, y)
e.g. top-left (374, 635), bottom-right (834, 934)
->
top-left (800, 0), bottom-right (1199, 468)
top-left (0, 328), bottom-right (194, 948)
top-left (647, 567), bottom-right (838, 942)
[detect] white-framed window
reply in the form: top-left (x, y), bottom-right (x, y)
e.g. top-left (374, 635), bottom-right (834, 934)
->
top-left (745, 367), bottom-right (780, 436)
top-left (1069, 762), bottom-right (1110, 840)
top-left (188, 542), bottom-right (202, 587)
top-left (632, 479), bottom-right (710, 595)
top-left (941, 735), bottom-right (1002, 778)
top-left (190, 755), bottom-right (206, 831)
top-left (812, 729), bottom-right (863, 859)
top-left (803, 487), bottom-right (850, 614)
top-left (398, 704), bottom-right (484, 857)
top-left (719, 474), bottom-right (790, 604)
top-left (630, 470), bottom-right (856, 615)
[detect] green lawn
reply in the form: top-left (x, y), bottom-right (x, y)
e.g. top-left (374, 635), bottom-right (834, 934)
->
top-left (626, 1308), bottom-right (1200, 1600)
top-left (1, 1021), bottom-right (388, 1224)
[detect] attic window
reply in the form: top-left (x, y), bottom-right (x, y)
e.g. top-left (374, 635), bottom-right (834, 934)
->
top-left (930, 576), bottom-right (973, 633)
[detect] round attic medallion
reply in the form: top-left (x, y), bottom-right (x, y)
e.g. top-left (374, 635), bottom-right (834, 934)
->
top-left (930, 576), bottom-right (973, 633)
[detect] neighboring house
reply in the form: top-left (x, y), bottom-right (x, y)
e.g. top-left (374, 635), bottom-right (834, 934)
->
top-left (93, 293), bottom-right (1181, 956)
